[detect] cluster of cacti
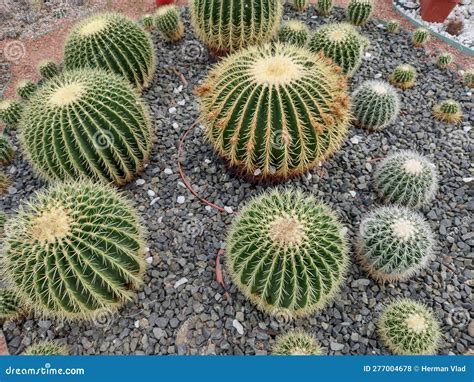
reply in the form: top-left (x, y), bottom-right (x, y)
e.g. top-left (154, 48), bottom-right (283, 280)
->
top-left (226, 188), bottom-right (348, 318)
top-left (140, 14), bottom-right (154, 31)
top-left (389, 64), bottom-right (417, 89)
top-left (292, 0), bottom-right (309, 12)
top-left (352, 80), bottom-right (400, 130)
top-left (196, 44), bottom-right (351, 180)
top-left (190, 0), bottom-right (282, 54)
top-left (316, 0), bottom-right (333, 16)
top-left (0, 172), bottom-right (10, 194)
top-left (411, 28), bottom-right (430, 48)
top-left (277, 20), bottom-right (310, 47)
top-left (433, 99), bottom-right (462, 123)
top-left (378, 299), bottom-right (441, 355)
top-left (16, 80), bottom-right (37, 100)
top-left (19, 69), bottom-right (152, 186)
top-left (357, 206), bottom-right (434, 283)
top-left (0, 289), bottom-right (21, 320)
top-left (0, 134), bottom-right (14, 165)
top-left (308, 22), bottom-right (368, 77)
top-left (2, 180), bottom-right (145, 320)
top-left (23, 341), bottom-right (69, 356)
top-left (38, 60), bottom-right (59, 80)
top-left (374, 151), bottom-right (438, 208)
top-left (436, 52), bottom-right (453, 69)
top-left (64, 13), bottom-right (156, 89)
top-left (273, 330), bottom-right (324, 355)
top-left (0, 99), bottom-right (22, 126)
top-left (155, 5), bottom-right (185, 42)
top-left (347, 0), bottom-right (374, 26)
top-left (386, 19), bottom-right (400, 33)
top-left (464, 68), bottom-right (474, 88)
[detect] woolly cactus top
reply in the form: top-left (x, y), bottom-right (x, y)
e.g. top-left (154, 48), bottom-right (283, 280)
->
top-left (273, 329), bottom-right (324, 355)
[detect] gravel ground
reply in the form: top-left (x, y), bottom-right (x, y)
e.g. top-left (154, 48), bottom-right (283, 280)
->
top-left (1, 5), bottom-right (473, 356)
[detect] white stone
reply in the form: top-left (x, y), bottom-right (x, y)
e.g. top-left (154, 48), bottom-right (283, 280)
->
top-left (164, 168), bottom-right (173, 175)
top-left (150, 197), bottom-right (160, 206)
top-left (232, 319), bottom-right (244, 335)
top-left (147, 190), bottom-right (156, 197)
top-left (174, 277), bottom-right (188, 289)
top-left (462, 177), bottom-right (474, 183)
top-left (145, 257), bottom-right (153, 264)
top-left (169, 107), bottom-right (177, 114)
top-left (349, 191), bottom-right (357, 198)
top-left (136, 179), bottom-right (146, 186)
top-left (172, 122), bottom-right (179, 129)
top-left (254, 169), bottom-right (262, 176)
top-left (224, 206), bottom-right (233, 214)
top-left (177, 99), bottom-right (186, 106)
top-left (351, 136), bottom-right (361, 144)
top-left (177, 196), bottom-right (185, 204)
top-left (374, 73), bottom-right (382, 79)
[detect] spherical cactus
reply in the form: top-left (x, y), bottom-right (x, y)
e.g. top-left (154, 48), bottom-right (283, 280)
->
top-left (292, 0), bottom-right (309, 12)
top-left (38, 60), bottom-right (59, 80)
top-left (347, 0), bottom-right (374, 26)
top-left (357, 206), bottom-right (434, 283)
top-left (433, 99), bottom-right (462, 124)
top-left (226, 188), bottom-right (349, 318)
top-left (0, 289), bottom-right (21, 320)
top-left (273, 329), bottom-right (324, 355)
top-left (316, 0), bottom-right (333, 16)
top-left (23, 341), bottom-right (69, 356)
top-left (190, 0), bottom-right (282, 54)
top-left (277, 20), bottom-right (310, 47)
top-left (0, 99), bottom-right (22, 126)
top-left (386, 19), bottom-right (400, 33)
top-left (0, 134), bottom-right (14, 165)
top-left (19, 69), bottom-right (152, 186)
top-left (352, 80), bottom-right (400, 130)
top-left (140, 14), bottom-right (154, 31)
top-left (155, 5), bottom-right (185, 42)
top-left (0, 172), bottom-right (10, 194)
top-left (2, 180), bottom-right (146, 320)
top-left (464, 68), bottom-right (474, 88)
top-left (436, 52), bottom-right (453, 69)
top-left (308, 22), bottom-right (368, 77)
top-left (16, 80), bottom-right (37, 100)
top-left (374, 151), bottom-right (438, 208)
top-left (196, 44), bottom-right (351, 180)
top-left (412, 28), bottom-right (430, 48)
top-left (389, 64), bottom-right (417, 90)
top-left (378, 299), bottom-right (441, 355)
top-left (64, 13), bottom-right (156, 89)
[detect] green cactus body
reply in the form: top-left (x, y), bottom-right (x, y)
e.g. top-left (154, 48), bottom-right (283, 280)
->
top-left (38, 60), bottom-right (59, 80)
top-left (2, 180), bottom-right (146, 320)
top-left (0, 134), bottom-right (14, 165)
top-left (0, 99), bottom-right (23, 126)
top-left (464, 68), bottom-right (474, 88)
top-left (316, 0), bottom-right (333, 16)
top-left (292, 0), bottom-right (309, 12)
top-left (347, 0), bottom-right (374, 26)
top-left (433, 99), bottom-right (462, 123)
top-left (23, 341), bottom-right (69, 356)
top-left (64, 13), bottom-right (156, 89)
top-left (16, 80), bottom-right (38, 100)
top-left (308, 22), bottom-right (368, 77)
top-left (140, 14), bottom-right (154, 31)
top-left (273, 329), bottom-right (324, 355)
top-left (412, 28), bottom-right (430, 48)
top-left (155, 5), bottom-right (185, 42)
top-left (386, 19), bottom-right (400, 33)
top-left (226, 188), bottom-right (349, 318)
top-left (0, 211), bottom-right (5, 237)
top-left (352, 80), bottom-right (400, 130)
top-left (374, 151), bottom-right (438, 208)
top-left (357, 206), bottom-right (434, 283)
top-left (0, 172), bottom-right (10, 194)
top-left (379, 299), bottom-right (441, 355)
top-left (389, 64), bottom-right (416, 90)
top-left (190, 0), bottom-right (283, 54)
top-left (0, 289), bottom-right (21, 320)
top-left (436, 52), bottom-right (453, 69)
top-left (196, 44), bottom-right (351, 180)
top-left (20, 69), bottom-right (152, 186)
top-left (277, 20), bottom-right (310, 47)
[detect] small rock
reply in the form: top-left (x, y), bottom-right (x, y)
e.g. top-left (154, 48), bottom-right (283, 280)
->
top-left (174, 277), bottom-right (188, 289)
top-left (177, 196), bottom-right (186, 204)
top-left (232, 319), bottom-right (244, 335)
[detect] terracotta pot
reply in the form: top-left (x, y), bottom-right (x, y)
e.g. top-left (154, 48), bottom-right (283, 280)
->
top-left (156, 0), bottom-right (174, 7)
top-left (420, 0), bottom-right (460, 23)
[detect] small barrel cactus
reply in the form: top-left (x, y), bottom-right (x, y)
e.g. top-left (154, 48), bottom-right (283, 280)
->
top-left (226, 188), bottom-right (349, 318)
top-left (386, 19), bottom-right (400, 33)
top-left (2, 180), bottom-right (146, 320)
top-left (412, 28), bottom-right (430, 48)
top-left (347, 0), bottom-right (374, 26)
top-left (190, 0), bottom-right (282, 54)
top-left (464, 67), bottom-right (474, 88)
top-left (196, 44), bottom-right (351, 180)
top-left (436, 52), bottom-right (453, 69)
top-left (140, 14), bottom-right (154, 31)
top-left (273, 330), bottom-right (324, 355)
top-left (357, 206), bottom-right (434, 283)
top-left (0, 99), bottom-right (22, 126)
top-left (278, 20), bottom-right (310, 47)
top-left (155, 5), bottom-right (185, 42)
top-left (0, 289), bottom-right (21, 320)
top-left (20, 69), bottom-right (152, 186)
top-left (0, 172), bottom-right (10, 194)
top-left (308, 22), bottom-right (368, 77)
top-left (64, 13), bottom-right (156, 89)
top-left (38, 60), bottom-right (59, 80)
top-left (378, 299), bottom-right (441, 355)
top-left (352, 80), bottom-right (400, 130)
top-left (389, 64), bottom-right (417, 90)
top-left (433, 99), bottom-right (462, 124)
top-left (374, 151), bottom-right (438, 208)
top-left (292, 0), bottom-right (309, 12)
top-left (316, 0), bottom-right (333, 16)
top-left (23, 341), bottom-right (69, 356)
top-left (0, 134), bottom-right (14, 165)
top-left (16, 80), bottom-right (37, 100)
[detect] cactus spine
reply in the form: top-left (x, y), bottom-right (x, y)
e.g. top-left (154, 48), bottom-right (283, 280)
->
top-left (0, 289), bottom-right (21, 320)
top-left (273, 329), bottom-right (324, 355)
top-left (316, 0), bottom-right (333, 16)
top-left (433, 99), bottom-right (462, 124)
top-left (0, 134), bottom-right (14, 165)
top-left (140, 14), bottom-right (154, 31)
top-left (464, 68), bottom-right (474, 88)
top-left (0, 99), bottom-right (22, 126)
top-left (347, 0), bottom-right (374, 26)
top-left (155, 5), bottom-right (185, 42)
top-left (0, 172), bottom-right (10, 194)
top-left (436, 52), bottom-right (453, 69)
top-left (38, 60), bottom-right (59, 80)
top-left (412, 28), bottom-right (430, 48)
top-left (292, 0), bottom-right (309, 12)
top-left (16, 80), bottom-right (37, 100)
top-left (190, 0), bottom-right (283, 54)
top-left (278, 20), bottom-right (310, 47)
top-left (386, 19), bottom-right (400, 33)
top-left (196, 44), bottom-right (351, 180)
top-left (23, 341), bottom-right (69, 356)
top-left (389, 64), bottom-right (417, 90)
top-left (226, 188), bottom-right (349, 318)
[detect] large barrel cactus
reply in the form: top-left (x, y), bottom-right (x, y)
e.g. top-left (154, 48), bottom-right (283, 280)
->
top-left (0, 289), bottom-right (21, 320)
top-left (20, 69), bottom-right (152, 186)
top-left (273, 330), bottom-right (324, 355)
top-left (190, 0), bottom-right (283, 54)
top-left (64, 13), bottom-right (156, 89)
top-left (23, 341), bottom-right (69, 356)
top-left (2, 180), bottom-right (146, 320)
top-left (0, 134), bottom-right (14, 165)
top-left (196, 44), bottom-right (351, 180)
top-left (226, 188), bottom-right (349, 318)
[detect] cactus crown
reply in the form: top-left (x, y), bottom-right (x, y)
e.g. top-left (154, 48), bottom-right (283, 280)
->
top-left (357, 206), bottom-right (434, 283)
top-left (197, 43), bottom-right (351, 180)
top-left (16, 80), bottom-right (38, 100)
top-left (273, 329), bottom-right (324, 355)
top-left (38, 60), bottom-right (59, 80)
top-left (190, 0), bottom-right (283, 54)
top-left (0, 99), bottom-right (23, 126)
top-left (64, 13), bottom-right (156, 89)
top-left (433, 99), bottom-right (462, 123)
top-left (278, 20), bottom-right (310, 47)
top-left (379, 299), bottom-right (441, 355)
top-left (2, 180), bottom-right (146, 320)
top-left (0, 289), bottom-right (21, 320)
top-left (226, 188), bottom-right (348, 318)
top-left (347, 0), bottom-right (374, 26)
top-left (386, 19), bottom-right (400, 33)
top-left (317, 0), bottom-right (333, 16)
top-left (154, 4), bottom-right (185, 42)
top-left (23, 341), bottom-right (69, 356)
top-left (389, 64), bottom-right (417, 89)
top-left (140, 14), bottom-right (154, 31)
top-left (436, 52), bottom-right (453, 69)
top-left (412, 28), bottom-right (430, 47)
top-left (0, 134), bottom-right (14, 165)
top-left (292, 0), bottom-right (309, 12)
